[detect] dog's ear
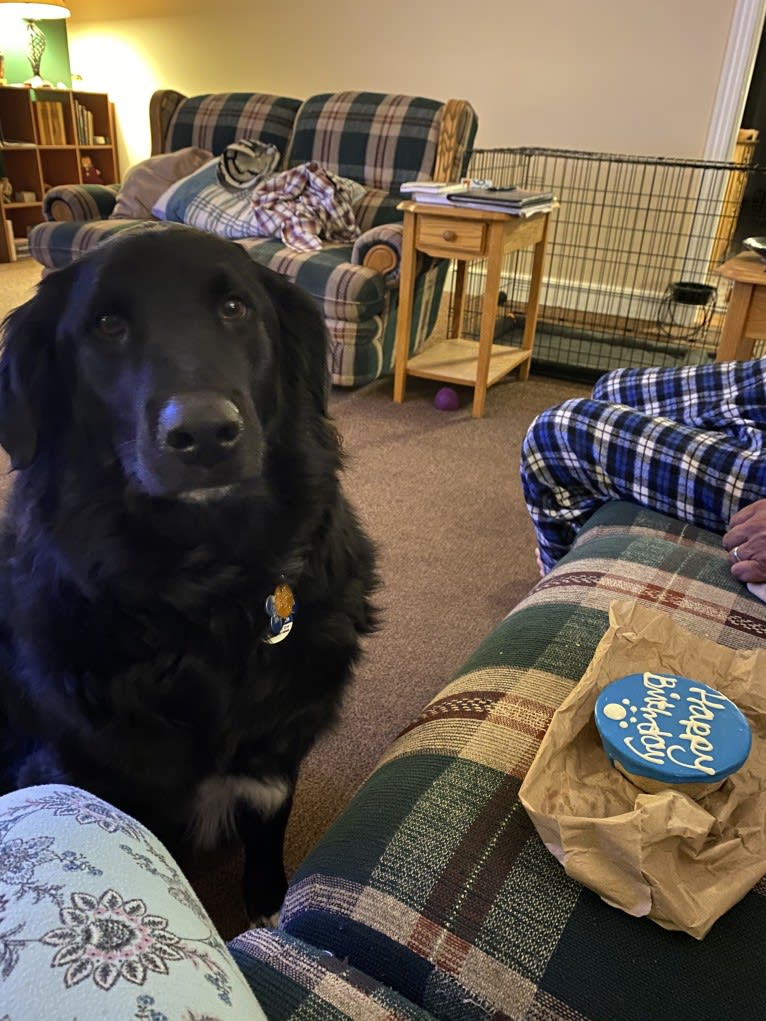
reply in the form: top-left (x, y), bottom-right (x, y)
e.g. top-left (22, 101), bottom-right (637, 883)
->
top-left (0, 269), bottom-right (71, 469)
top-left (263, 268), bottom-right (332, 417)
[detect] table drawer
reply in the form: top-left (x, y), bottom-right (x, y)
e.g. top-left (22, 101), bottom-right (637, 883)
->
top-left (415, 216), bottom-right (486, 257)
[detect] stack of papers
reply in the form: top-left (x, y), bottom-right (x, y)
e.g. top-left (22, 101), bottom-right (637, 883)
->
top-left (400, 181), bottom-right (555, 216)
top-left (399, 180), bottom-right (474, 204)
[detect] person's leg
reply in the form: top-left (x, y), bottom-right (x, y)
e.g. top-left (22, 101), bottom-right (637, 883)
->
top-left (0, 784), bottom-right (267, 1020)
top-left (592, 359), bottom-right (766, 441)
top-left (521, 396), bottom-right (766, 573)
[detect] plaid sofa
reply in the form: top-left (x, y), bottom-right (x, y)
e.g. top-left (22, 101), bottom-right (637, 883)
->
top-left (28, 90), bottom-right (478, 388)
top-left (224, 500), bottom-right (766, 1020)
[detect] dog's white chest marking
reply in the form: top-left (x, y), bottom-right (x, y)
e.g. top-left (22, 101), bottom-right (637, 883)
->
top-left (190, 774), bottom-right (290, 850)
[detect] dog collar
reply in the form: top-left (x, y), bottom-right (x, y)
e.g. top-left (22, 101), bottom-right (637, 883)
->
top-left (264, 582), bottom-right (296, 644)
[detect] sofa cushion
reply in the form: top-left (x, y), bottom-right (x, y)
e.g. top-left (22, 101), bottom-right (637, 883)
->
top-left (163, 92), bottom-right (302, 157)
top-left (110, 146), bottom-right (212, 219)
top-left (276, 502), bottom-right (766, 1021)
top-left (229, 929), bottom-right (438, 1020)
top-left (287, 92), bottom-right (445, 193)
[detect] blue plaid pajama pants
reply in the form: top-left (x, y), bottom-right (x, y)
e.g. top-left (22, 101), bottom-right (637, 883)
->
top-left (520, 359), bottom-right (766, 572)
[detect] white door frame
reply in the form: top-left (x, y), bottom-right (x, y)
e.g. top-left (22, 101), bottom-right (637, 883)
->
top-left (706, 0), bottom-right (766, 160)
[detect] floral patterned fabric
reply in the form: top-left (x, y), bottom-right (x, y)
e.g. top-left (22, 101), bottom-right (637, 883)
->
top-left (0, 785), bottom-right (267, 1021)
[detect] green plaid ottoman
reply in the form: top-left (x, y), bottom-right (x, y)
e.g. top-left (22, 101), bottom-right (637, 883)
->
top-left (232, 501), bottom-right (766, 1021)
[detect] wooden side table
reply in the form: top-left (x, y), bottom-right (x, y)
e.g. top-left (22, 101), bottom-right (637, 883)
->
top-left (714, 251), bottom-right (766, 361)
top-left (392, 200), bottom-right (553, 418)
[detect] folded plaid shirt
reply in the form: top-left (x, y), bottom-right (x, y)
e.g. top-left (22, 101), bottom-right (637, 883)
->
top-left (251, 162), bottom-right (362, 252)
top-left (521, 360), bottom-right (766, 571)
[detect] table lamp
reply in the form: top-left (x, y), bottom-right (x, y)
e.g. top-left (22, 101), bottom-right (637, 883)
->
top-left (0, 2), bottom-right (70, 88)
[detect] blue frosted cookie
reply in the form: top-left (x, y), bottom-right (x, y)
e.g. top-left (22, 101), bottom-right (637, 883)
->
top-left (594, 672), bottom-right (752, 797)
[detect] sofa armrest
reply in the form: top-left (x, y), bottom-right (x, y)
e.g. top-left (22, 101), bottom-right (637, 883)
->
top-left (42, 183), bottom-right (121, 222)
top-left (352, 223), bottom-right (404, 285)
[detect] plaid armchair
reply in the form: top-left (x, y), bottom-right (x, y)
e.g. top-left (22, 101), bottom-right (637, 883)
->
top-left (28, 90), bottom-right (478, 388)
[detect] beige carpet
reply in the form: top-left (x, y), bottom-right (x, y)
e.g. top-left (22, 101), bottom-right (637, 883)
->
top-left (0, 256), bottom-right (590, 937)
top-left (0, 257), bottom-right (43, 314)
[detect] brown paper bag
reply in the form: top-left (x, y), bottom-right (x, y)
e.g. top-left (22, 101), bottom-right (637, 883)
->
top-left (519, 599), bottom-right (766, 939)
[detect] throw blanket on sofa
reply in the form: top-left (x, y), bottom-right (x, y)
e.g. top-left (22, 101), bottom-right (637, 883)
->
top-left (251, 162), bottom-right (362, 252)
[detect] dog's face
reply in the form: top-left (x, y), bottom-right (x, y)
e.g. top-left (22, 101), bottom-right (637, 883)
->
top-left (0, 227), bottom-right (330, 501)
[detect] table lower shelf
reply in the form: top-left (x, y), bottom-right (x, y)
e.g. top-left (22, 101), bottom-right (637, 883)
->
top-left (404, 337), bottom-right (531, 387)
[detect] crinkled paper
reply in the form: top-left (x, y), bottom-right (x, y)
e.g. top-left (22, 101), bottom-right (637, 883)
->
top-left (519, 600), bottom-right (766, 939)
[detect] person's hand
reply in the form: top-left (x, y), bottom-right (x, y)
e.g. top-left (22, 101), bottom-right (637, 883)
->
top-left (723, 500), bottom-right (766, 583)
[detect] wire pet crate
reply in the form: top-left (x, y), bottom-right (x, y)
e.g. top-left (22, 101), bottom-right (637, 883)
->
top-left (454, 144), bottom-right (765, 378)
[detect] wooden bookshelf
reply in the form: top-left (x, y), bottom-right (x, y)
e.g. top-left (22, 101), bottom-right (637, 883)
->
top-left (0, 86), bottom-right (119, 262)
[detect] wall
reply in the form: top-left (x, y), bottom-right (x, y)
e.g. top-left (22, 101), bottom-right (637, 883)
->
top-left (65, 1), bottom-right (739, 174)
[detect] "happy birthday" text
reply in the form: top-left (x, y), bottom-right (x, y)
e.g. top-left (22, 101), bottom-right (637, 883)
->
top-left (621, 672), bottom-right (726, 775)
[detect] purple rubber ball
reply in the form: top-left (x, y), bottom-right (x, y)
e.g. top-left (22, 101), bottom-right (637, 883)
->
top-left (434, 386), bottom-right (460, 411)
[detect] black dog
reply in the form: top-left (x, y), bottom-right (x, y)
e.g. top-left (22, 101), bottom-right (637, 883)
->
top-left (0, 226), bottom-right (377, 922)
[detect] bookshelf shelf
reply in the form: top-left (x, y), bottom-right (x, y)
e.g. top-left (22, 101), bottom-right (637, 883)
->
top-left (0, 86), bottom-right (119, 262)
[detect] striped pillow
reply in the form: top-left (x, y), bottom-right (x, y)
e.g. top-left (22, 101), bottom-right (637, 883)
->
top-left (152, 157), bottom-right (259, 238)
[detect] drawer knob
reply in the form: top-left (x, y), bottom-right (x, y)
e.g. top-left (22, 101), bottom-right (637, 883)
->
top-left (442, 229), bottom-right (457, 242)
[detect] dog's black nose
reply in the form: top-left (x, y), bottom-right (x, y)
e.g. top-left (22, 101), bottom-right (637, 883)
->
top-left (157, 394), bottom-right (244, 466)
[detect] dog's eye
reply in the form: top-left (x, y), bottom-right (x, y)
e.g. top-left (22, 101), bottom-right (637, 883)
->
top-left (95, 313), bottom-right (128, 340)
top-left (219, 296), bottom-right (248, 322)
